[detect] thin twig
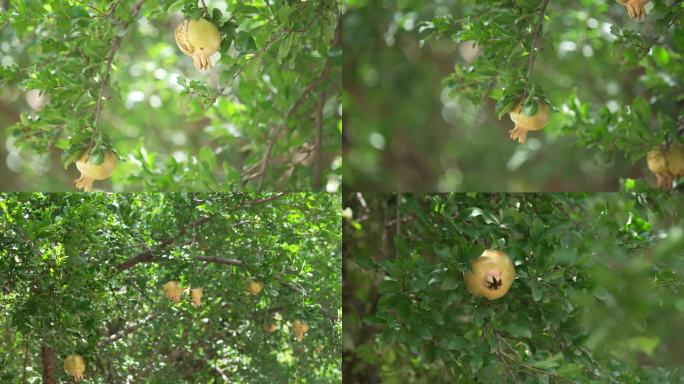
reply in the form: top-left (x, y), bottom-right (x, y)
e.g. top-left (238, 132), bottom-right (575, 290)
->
top-left (248, 13), bottom-right (340, 189)
top-left (313, 89), bottom-right (327, 189)
top-left (200, 0), bottom-right (209, 18)
top-left (396, 193), bottom-right (401, 237)
top-left (93, 0), bottom-right (147, 130)
top-left (256, 126), bottom-right (282, 191)
top-left (22, 338), bottom-right (29, 384)
top-left (495, 331), bottom-right (518, 384)
top-left (74, 0), bottom-right (106, 17)
top-left (523, 0), bottom-right (550, 98)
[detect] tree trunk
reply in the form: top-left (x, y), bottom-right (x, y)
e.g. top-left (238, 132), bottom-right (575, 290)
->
top-left (42, 345), bottom-right (57, 384)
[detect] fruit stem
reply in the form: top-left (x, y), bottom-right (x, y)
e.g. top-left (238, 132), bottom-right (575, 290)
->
top-left (200, 0), bottom-right (209, 18)
top-left (523, 0), bottom-right (550, 99)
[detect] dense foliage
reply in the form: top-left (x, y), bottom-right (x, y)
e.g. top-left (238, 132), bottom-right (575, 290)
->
top-left (343, 0), bottom-right (683, 191)
top-left (0, 0), bottom-right (341, 191)
top-left (344, 193), bottom-right (684, 383)
top-left (0, 192), bottom-right (341, 383)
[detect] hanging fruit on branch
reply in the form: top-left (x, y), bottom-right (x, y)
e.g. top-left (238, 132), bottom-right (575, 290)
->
top-left (617, 0), bottom-right (650, 20)
top-left (64, 354), bottom-right (86, 382)
top-left (647, 143), bottom-right (684, 190)
top-left (163, 281), bottom-right (183, 303)
top-left (263, 319), bottom-right (279, 334)
top-left (175, 18), bottom-right (222, 71)
top-left (74, 149), bottom-right (117, 192)
top-left (463, 249), bottom-right (516, 300)
top-left (508, 102), bottom-right (550, 144)
top-left (246, 280), bottom-right (264, 295)
top-left (190, 287), bottom-right (203, 307)
top-left (292, 320), bottom-right (310, 341)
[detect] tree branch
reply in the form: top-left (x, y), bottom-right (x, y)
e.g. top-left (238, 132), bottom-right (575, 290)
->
top-left (313, 89), bottom-right (327, 189)
top-left (195, 255), bottom-right (337, 321)
top-left (99, 312), bottom-right (158, 347)
top-left (523, 0), bottom-right (550, 98)
top-left (115, 194), bottom-right (288, 272)
top-left (93, 0), bottom-right (146, 129)
top-left (196, 256), bottom-right (243, 266)
top-left (249, 14), bottom-right (341, 189)
top-left (115, 216), bottom-right (211, 272)
top-left (22, 338), bottom-right (29, 384)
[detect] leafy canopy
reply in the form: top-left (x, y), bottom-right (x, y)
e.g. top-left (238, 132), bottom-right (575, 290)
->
top-left (0, 192), bottom-right (342, 383)
top-left (344, 192), bottom-right (684, 383)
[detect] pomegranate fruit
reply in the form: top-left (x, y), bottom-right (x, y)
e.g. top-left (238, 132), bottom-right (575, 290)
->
top-left (64, 354), bottom-right (86, 382)
top-left (191, 287), bottom-right (203, 307)
top-left (163, 281), bottom-right (183, 303)
top-left (647, 143), bottom-right (684, 190)
top-left (175, 18), bottom-right (221, 71)
top-left (463, 249), bottom-right (516, 300)
top-left (508, 102), bottom-right (550, 144)
top-left (617, 0), bottom-right (650, 20)
top-left (293, 319), bottom-right (310, 341)
top-left (74, 149), bottom-right (117, 192)
top-left (246, 280), bottom-right (263, 295)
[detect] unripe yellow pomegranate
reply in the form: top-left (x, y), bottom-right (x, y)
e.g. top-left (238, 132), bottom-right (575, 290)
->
top-left (647, 143), bottom-right (684, 190)
top-left (617, 0), bottom-right (650, 20)
top-left (463, 250), bottom-right (516, 300)
top-left (190, 287), bottom-right (203, 307)
top-left (25, 89), bottom-right (49, 111)
top-left (163, 281), bottom-right (183, 303)
top-left (64, 354), bottom-right (86, 382)
top-left (246, 280), bottom-right (264, 295)
top-left (74, 149), bottom-right (117, 192)
top-left (263, 319), bottom-right (279, 334)
top-left (293, 319), bottom-right (309, 341)
top-left (175, 18), bottom-right (221, 71)
top-left (508, 102), bottom-right (550, 144)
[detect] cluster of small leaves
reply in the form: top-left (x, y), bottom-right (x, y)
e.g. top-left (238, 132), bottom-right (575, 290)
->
top-left (419, 0), bottom-right (552, 116)
top-left (434, 0), bottom-right (683, 171)
top-left (563, 91), bottom-right (682, 163)
top-left (0, 192), bottom-right (342, 383)
top-left (343, 193), bottom-right (684, 383)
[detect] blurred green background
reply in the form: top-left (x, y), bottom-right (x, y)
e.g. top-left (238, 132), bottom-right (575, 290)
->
top-left (343, 0), bottom-right (683, 191)
top-left (343, 192), bottom-right (684, 383)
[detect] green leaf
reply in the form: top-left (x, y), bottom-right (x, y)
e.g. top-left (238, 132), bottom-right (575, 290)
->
top-left (469, 354), bottom-right (483, 374)
top-left (522, 98), bottom-right (538, 116)
top-left (88, 145), bottom-right (105, 165)
top-left (235, 31), bottom-right (256, 53)
top-left (532, 352), bottom-right (564, 370)
top-left (393, 235), bottom-right (409, 258)
top-left (198, 146), bottom-right (216, 173)
top-left (277, 34), bottom-right (294, 64)
top-left (499, 324), bottom-right (531, 338)
top-left (631, 96), bottom-right (650, 123)
top-left (440, 275), bottom-right (460, 291)
top-left (211, 8), bottom-right (223, 24)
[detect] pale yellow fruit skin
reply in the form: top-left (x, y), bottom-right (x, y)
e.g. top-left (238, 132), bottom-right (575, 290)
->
top-left (64, 354), bottom-right (86, 382)
top-left (74, 150), bottom-right (117, 192)
top-left (175, 19), bottom-right (221, 71)
top-left (246, 280), bottom-right (264, 295)
top-left (264, 320), bottom-right (279, 333)
top-left (647, 143), bottom-right (684, 190)
top-left (293, 320), bottom-right (309, 341)
top-left (667, 143), bottom-right (684, 177)
top-left (617, 0), bottom-right (650, 20)
top-left (191, 287), bottom-right (203, 307)
top-left (463, 249), bottom-right (516, 300)
top-left (163, 281), bottom-right (183, 303)
top-left (509, 102), bottom-right (550, 144)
